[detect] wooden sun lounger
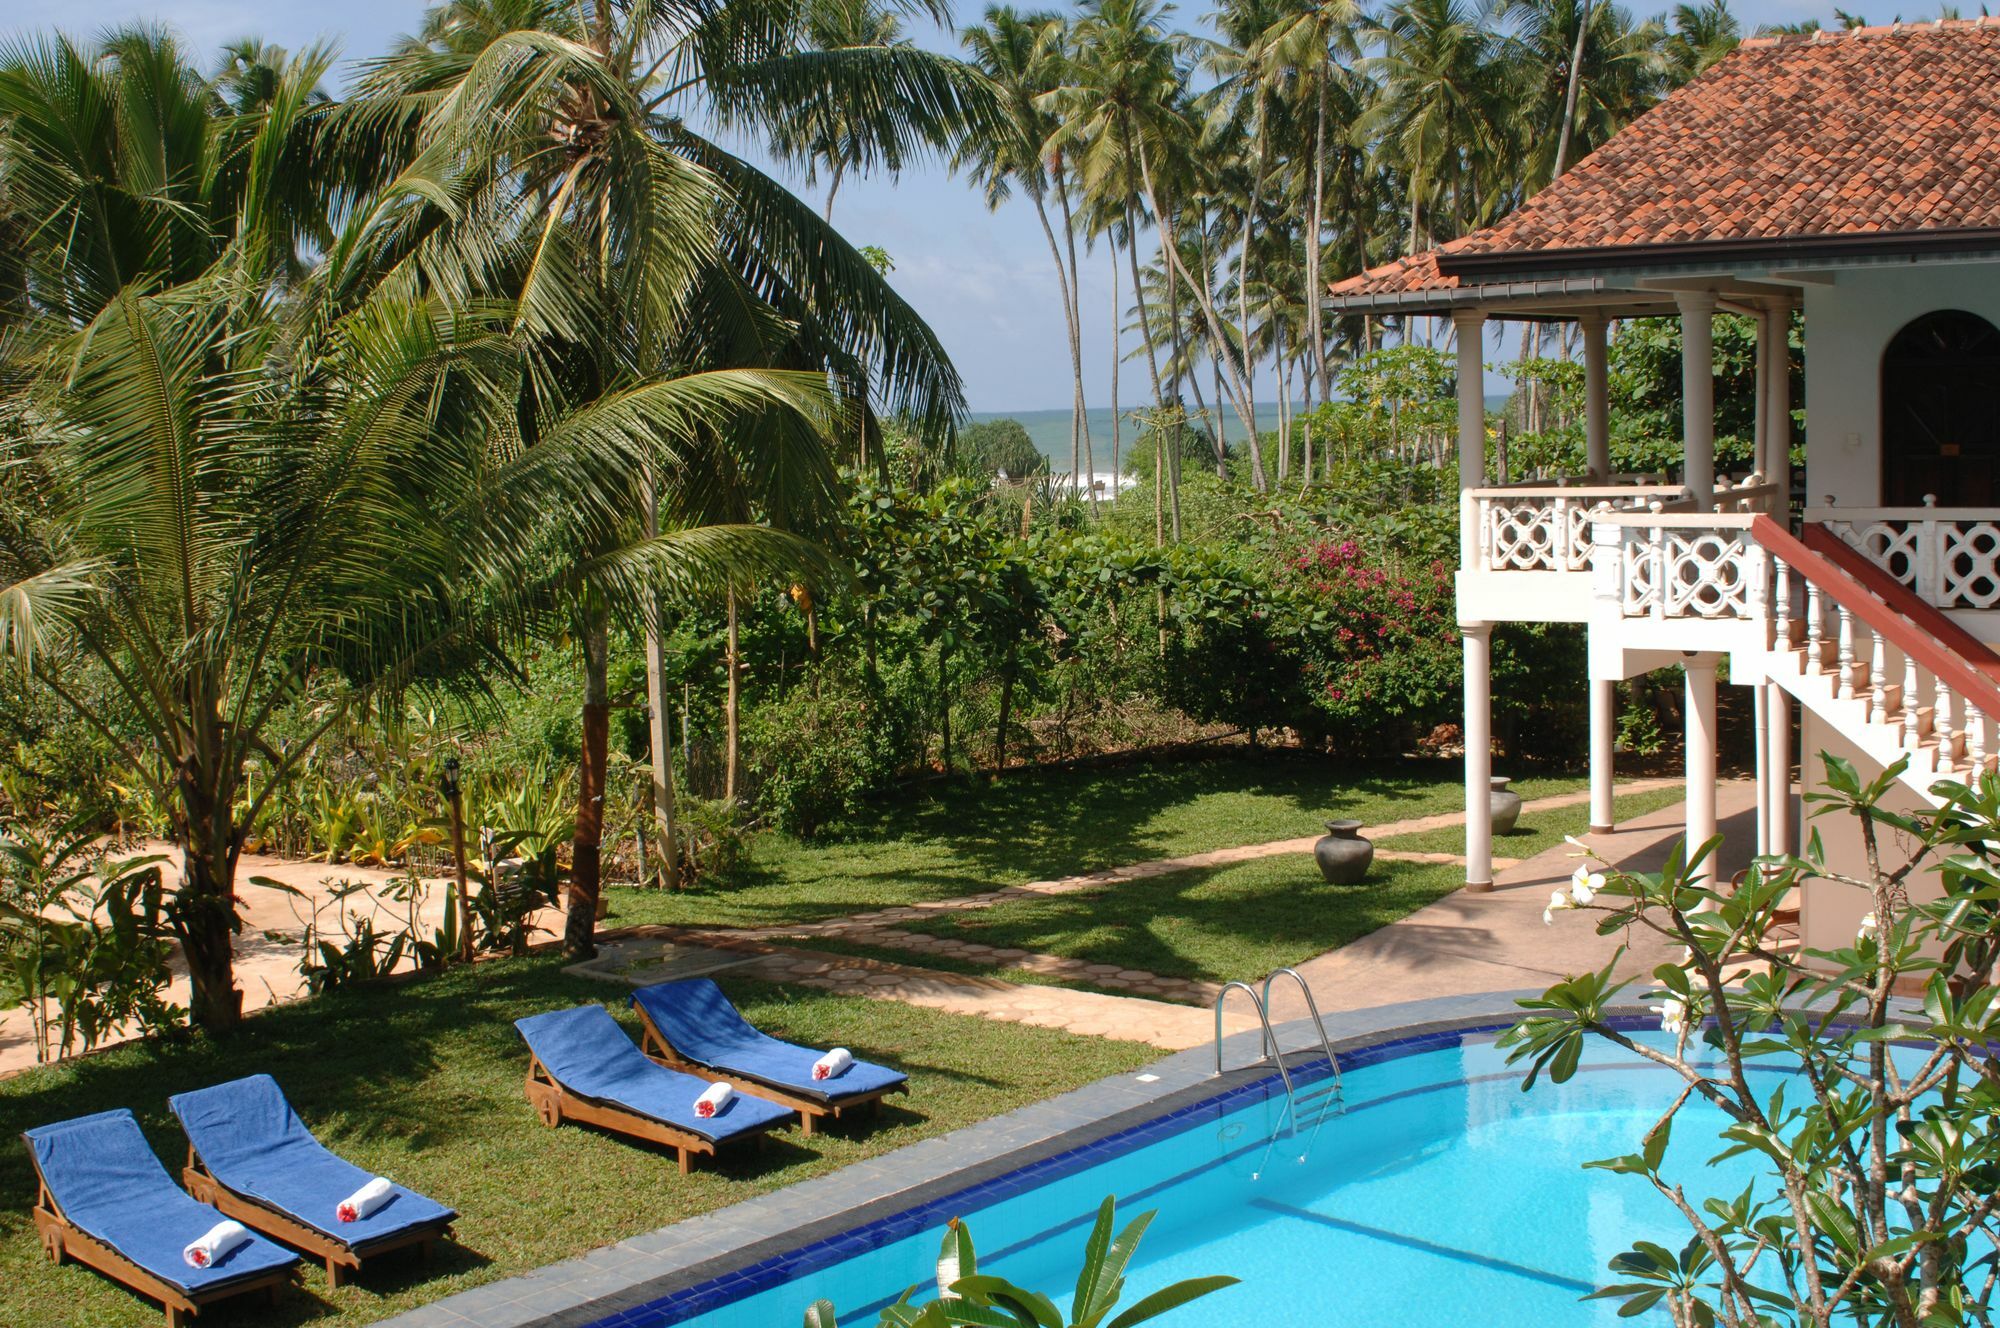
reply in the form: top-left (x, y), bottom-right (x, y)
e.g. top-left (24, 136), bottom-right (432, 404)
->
top-left (633, 1007), bottom-right (909, 1137)
top-left (180, 1146), bottom-right (452, 1288)
top-left (28, 1171), bottom-right (291, 1328)
top-left (523, 1053), bottom-right (775, 1174)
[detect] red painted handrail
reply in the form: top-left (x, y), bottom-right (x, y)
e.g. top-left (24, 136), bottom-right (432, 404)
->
top-left (1802, 523), bottom-right (2000, 683)
top-left (1750, 515), bottom-right (2000, 723)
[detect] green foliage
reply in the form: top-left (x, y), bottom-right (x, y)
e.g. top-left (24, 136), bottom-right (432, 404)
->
top-left (745, 666), bottom-right (922, 836)
top-left (960, 418), bottom-right (1049, 479)
top-left (0, 818), bottom-right (180, 1062)
top-left (805, 1195), bottom-right (1236, 1327)
top-left (1501, 756), bottom-right (2000, 1326)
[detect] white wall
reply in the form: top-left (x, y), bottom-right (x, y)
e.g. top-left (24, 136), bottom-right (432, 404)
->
top-left (1797, 709), bottom-right (1945, 958)
top-left (1803, 259), bottom-right (2000, 507)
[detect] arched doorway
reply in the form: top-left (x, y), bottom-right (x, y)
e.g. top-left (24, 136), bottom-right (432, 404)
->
top-left (1881, 310), bottom-right (2000, 506)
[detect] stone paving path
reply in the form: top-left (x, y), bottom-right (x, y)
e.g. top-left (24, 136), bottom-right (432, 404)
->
top-left (576, 776), bottom-right (1696, 1050)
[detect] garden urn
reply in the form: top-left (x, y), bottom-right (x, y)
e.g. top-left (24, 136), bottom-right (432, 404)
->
top-left (1489, 777), bottom-right (1523, 835)
top-left (1314, 820), bottom-right (1373, 885)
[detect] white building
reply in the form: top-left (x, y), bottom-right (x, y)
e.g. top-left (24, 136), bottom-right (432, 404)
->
top-left (1327, 21), bottom-right (2000, 949)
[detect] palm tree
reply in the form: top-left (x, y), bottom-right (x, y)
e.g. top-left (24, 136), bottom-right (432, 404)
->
top-left (1498, 0), bottom-right (1660, 191)
top-left (355, 0), bottom-right (984, 951)
top-left (1662, 0), bottom-right (1740, 84)
top-left (782, 0), bottom-right (913, 221)
top-left (1248, 0), bottom-right (1361, 406)
top-left (0, 27), bottom-right (338, 330)
top-left (960, 7), bottom-right (1096, 504)
top-left (0, 263), bottom-right (829, 1032)
top-left (1365, 0), bottom-right (1508, 252)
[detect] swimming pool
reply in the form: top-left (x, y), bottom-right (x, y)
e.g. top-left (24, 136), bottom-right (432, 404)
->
top-left (591, 1022), bottom-right (1768, 1328)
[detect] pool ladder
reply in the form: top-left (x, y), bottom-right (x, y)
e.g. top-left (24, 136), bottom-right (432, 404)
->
top-left (1212, 967), bottom-right (1343, 1100)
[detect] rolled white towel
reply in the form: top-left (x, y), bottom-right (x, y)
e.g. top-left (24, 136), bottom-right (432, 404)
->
top-left (336, 1176), bottom-right (395, 1224)
top-left (693, 1081), bottom-right (734, 1119)
top-left (183, 1219), bottom-right (250, 1269)
top-left (812, 1048), bottom-right (854, 1082)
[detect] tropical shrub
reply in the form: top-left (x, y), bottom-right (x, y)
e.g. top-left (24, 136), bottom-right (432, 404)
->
top-left (0, 817), bottom-right (180, 1062)
top-left (745, 668), bottom-right (922, 837)
top-left (1503, 755), bottom-right (2000, 1327)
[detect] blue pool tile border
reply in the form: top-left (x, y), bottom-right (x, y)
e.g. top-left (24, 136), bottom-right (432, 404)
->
top-left (369, 993), bottom-right (1661, 1328)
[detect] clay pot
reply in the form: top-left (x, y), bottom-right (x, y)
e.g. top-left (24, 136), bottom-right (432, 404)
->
top-left (1314, 820), bottom-right (1373, 885)
top-left (1490, 776), bottom-right (1523, 835)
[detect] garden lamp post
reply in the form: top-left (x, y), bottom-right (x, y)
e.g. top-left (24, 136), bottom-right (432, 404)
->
top-left (442, 757), bottom-right (473, 963)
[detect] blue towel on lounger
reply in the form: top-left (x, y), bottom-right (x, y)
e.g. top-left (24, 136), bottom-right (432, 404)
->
top-left (631, 979), bottom-right (908, 1104)
top-left (25, 1109), bottom-right (298, 1294)
top-left (168, 1075), bottom-right (456, 1251)
top-left (515, 1005), bottom-right (793, 1142)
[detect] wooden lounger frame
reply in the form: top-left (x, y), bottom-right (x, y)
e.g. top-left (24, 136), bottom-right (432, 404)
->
top-left (181, 1146), bottom-right (453, 1288)
top-left (634, 1008), bottom-right (909, 1137)
top-left (28, 1168), bottom-right (292, 1328)
top-left (523, 1054), bottom-right (785, 1173)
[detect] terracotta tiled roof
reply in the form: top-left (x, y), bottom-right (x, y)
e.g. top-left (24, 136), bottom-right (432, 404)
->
top-left (1331, 19), bottom-right (2000, 302)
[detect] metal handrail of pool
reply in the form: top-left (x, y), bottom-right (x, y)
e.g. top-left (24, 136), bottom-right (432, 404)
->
top-left (1214, 980), bottom-right (1295, 1101)
top-left (1262, 967), bottom-right (1343, 1097)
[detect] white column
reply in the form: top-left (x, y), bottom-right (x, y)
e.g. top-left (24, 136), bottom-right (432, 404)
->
top-left (1582, 313), bottom-right (1612, 482)
top-left (1763, 305), bottom-right (1792, 492)
top-left (1685, 654), bottom-right (1720, 891)
top-left (1678, 292), bottom-right (1718, 509)
top-left (1752, 307), bottom-right (1773, 480)
top-left (1766, 683), bottom-right (1792, 860)
top-left (1455, 309), bottom-right (1488, 490)
top-left (1464, 623), bottom-right (1494, 891)
top-left (1455, 310), bottom-right (1493, 892)
top-left (1589, 678), bottom-right (1616, 832)
top-left (1751, 679), bottom-right (1770, 856)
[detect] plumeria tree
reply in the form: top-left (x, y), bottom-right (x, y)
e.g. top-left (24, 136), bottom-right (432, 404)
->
top-left (1504, 754), bottom-right (2000, 1327)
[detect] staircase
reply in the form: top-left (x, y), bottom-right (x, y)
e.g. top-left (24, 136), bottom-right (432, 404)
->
top-left (1744, 515), bottom-right (2000, 802)
top-left (1589, 509), bottom-right (2000, 808)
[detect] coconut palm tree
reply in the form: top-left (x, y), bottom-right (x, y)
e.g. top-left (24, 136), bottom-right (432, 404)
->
top-left (1661, 0), bottom-right (1740, 84)
top-left (960, 7), bottom-right (1096, 503)
top-left (352, 0), bottom-right (986, 951)
top-left (1365, 0), bottom-right (1508, 252)
top-left (782, 0), bottom-right (914, 221)
top-left (1497, 0), bottom-right (1661, 192)
top-left (0, 263), bottom-right (832, 1030)
top-left (0, 27), bottom-right (339, 330)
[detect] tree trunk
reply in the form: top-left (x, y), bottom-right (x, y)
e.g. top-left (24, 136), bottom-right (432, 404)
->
top-left (1110, 242), bottom-right (1122, 482)
top-left (1053, 166), bottom-right (1096, 512)
top-left (1124, 203), bottom-right (1168, 408)
top-left (565, 613), bottom-right (610, 959)
top-left (641, 482), bottom-right (682, 889)
top-left (1306, 74), bottom-right (1331, 402)
top-left (724, 589), bottom-right (741, 800)
top-left (1030, 187), bottom-right (1084, 504)
top-left (1554, 0), bottom-right (1594, 181)
top-left (936, 644), bottom-right (953, 770)
top-left (994, 649), bottom-right (1016, 771)
top-left (175, 832), bottom-right (243, 1033)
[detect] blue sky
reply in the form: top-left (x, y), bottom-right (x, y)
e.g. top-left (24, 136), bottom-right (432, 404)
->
top-left (14, 0), bottom-right (1855, 413)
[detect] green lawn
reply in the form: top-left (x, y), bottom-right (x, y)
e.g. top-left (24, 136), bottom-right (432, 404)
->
top-left (606, 755), bottom-right (1583, 932)
top-left (1376, 782), bottom-right (1686, 860)
top-left (894, 853), bottom-right (1468, 984)
top-left (0, 960), bottom-right (1154, 1328)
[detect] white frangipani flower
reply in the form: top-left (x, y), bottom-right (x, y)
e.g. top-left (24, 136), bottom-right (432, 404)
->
top-left (1569, 866), bottom-right (1606, 905)
top-left (1857, 911), bottom-right (1879, 943)
top-left (1660, 996), bottom-right (1690, 1036)
top-left (1543, 889), bottom-right (1573, 926)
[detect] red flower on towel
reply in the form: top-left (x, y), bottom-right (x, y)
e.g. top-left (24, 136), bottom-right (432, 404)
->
top-left (813, 1063), bottom-right (831, 1080)
top-left (337, 1202), bottom-right (360, 1223)
top-left (189, 1248), bottom-right (211, 1268)
top-left (695, 1099), bottom-right (716, 1118)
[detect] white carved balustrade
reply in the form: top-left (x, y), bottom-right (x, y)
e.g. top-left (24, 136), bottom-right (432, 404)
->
top-left (1468, 473), bottom-right (1780, 576)
top-left (1466, 479), bottom-right (1690, 574)
top-left (1806, 500), bottom-right (2000, 610)
top-left (1587, 505), bottom-right (2000, 786)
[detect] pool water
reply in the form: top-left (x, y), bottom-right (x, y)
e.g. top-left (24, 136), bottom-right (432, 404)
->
top-left (637, 1027), bottom-right (1775, 1328)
